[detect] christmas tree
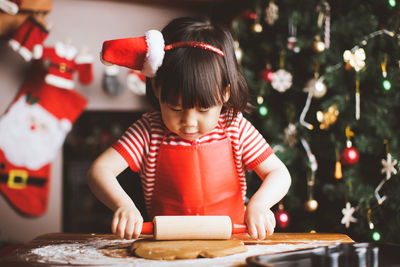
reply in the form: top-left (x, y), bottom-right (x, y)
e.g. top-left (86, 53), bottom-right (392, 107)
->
top-left (231, 0), bottom-right (400, 243)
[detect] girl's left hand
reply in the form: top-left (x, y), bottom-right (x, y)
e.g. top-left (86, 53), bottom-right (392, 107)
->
top-left (244, 202), bottom-right (276, 240)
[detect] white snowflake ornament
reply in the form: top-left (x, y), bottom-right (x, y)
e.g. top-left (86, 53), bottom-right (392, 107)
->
top-left (341, 202), bottom-right (357, 228)
top-left (265, 1), bottom-right (279, 25)
top-left (271, 69), bottom-right (292, 93)
top-left (381, 153), bottom-right (398, 180)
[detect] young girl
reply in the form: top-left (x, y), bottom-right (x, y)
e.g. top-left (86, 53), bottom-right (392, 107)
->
top-left (87, 16), bottom-right (291, 240)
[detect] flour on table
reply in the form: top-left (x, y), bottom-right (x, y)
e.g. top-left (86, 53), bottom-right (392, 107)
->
top-left (29, 237), bottom-right (336, 266)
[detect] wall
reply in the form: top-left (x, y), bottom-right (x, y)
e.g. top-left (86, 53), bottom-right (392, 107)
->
top-left (0, 0), bottom-right (194, 243)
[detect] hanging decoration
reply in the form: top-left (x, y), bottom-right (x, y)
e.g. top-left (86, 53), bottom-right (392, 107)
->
top-left (341, 202), bottom-right (358, 228)
top-left (271, 50), bottom-right (293, 93)
top-left (102, 65), bottom-right (124, 96)
top-left (381, 54), bottom-right (392, 91)
top-left (340, 126), bottom-right (359, 166)
top-left (317, 105), bottom-right (339, 130)
top-left (265, 1), bottom-right (279, 26)
top-left (374, 139), bottom-right (398, 205)
top-left (275, 202), bottom-right (290, 228)
top-left (283, 123), bottom-right (298, 147)
top-left (300, 138), bottom-right (319, 212)
top-left (300, 61), bottom-right (326, 130)
top-left (313, 0), bottom-right (331, 53)
top-left (127, 69), bottom-right (146, 96)
top-left (234, 40), bottom-right (243, 64)
top-left (334, 149), bottom-right (343, 179)
top-left (252, 6), bottom-right (263, 33)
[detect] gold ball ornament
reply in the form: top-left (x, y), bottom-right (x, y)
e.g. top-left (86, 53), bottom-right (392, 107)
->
top-left (305, 199), bottom-right (319, 212)
top-left (313, 40), bottom-right (326, 52)
top-left (252, 23), bottom-right (263, 33)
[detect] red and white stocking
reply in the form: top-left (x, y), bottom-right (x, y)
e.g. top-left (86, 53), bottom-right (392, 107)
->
top-left (0, 65), bottom-right (87, 216)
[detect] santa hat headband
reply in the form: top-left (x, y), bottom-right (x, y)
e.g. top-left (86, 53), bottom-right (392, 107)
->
top-left (101, 30), bottom-right (224, 77)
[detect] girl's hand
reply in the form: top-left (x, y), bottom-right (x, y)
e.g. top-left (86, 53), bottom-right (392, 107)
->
top-left (111, 206), bottom-right (143, 239)
top-left (245, 202), bottom-right (276, 240)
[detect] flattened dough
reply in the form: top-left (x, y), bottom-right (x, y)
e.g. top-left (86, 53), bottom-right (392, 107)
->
top-left (131, 239), bottom-right (248, 260)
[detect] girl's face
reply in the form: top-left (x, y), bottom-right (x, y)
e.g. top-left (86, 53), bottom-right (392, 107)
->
top-left (159, 100), bottom-right (224, 141)
top-left (153, 81), bottom-right (229, 141)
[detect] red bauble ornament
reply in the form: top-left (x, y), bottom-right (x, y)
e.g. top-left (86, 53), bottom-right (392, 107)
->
top-left (241, 9), bottom-right (256, 20)
top-left (274, 208), bottom-right (290, 228)
top-left (259, 69), bottom-right (274, 82)
top-left (340, 147), bottom-right (359, 166)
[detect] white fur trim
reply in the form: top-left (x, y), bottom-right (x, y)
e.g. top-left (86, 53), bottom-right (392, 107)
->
top-left (59, 119), bottom-right (72, 132)
top-left (104, 65), bottom-right (119, 76)
top-left (8, 39), bottom-right (20, 51)
top-left (0, 0), bottom-right (19, 15)
top-left (45, 74), bottom-right (75, 90)
top-left (18, 47), bottom-right (33, 62)
top-left (33, 44), bottom-right (43, 59)
top-left (142, 30), bottom-right (165, 77)
top-left (75, 53), bottom-right (93, 64)
top-left (55, 41), bottom-right (77, 60)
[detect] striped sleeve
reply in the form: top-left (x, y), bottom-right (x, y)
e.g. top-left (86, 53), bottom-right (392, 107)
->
top-left (238, 115), bottom-right (274, 170)
top-left (112, 113), bottom-right (151, 172)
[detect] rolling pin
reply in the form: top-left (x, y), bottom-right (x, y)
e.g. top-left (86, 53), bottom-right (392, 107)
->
top-left (141, 216), bottom-right (248, 240)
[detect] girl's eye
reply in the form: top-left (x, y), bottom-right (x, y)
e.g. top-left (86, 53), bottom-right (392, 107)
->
top-left (198, 109), bottom-right (210, 113)
top-left (169, 106), bottom-right (182, 112)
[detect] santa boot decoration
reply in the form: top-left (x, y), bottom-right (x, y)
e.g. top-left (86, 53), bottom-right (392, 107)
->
top-left (0, 0), bottom-right (21, 15)
top-left (8, 15), bottom-right (49, 61)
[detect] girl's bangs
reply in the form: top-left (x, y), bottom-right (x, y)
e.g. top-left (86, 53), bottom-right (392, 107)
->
top-left (157, 48), bottom-right (227, 109)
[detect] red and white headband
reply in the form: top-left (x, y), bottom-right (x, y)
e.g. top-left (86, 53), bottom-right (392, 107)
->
top-left (101, 30), bottom-right (224, 77)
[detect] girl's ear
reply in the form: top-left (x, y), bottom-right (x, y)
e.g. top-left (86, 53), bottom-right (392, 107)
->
top-left (223, 84), bottom-right (231, 103)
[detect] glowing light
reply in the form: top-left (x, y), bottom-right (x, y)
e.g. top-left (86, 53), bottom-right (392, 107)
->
top-left (372, 231), bottom-right (381, 241)
top-left (258, 105), bottom-right (268, 116)
top-left (388, 0), bottom-right (396, 7)
top-left (383, 80), bottom-right (392, 90)
top-left (257, 96), bottom-right (264, 105)
top-left (279, 212), bottom-right (289, 223)
top-left (348, 150), bottom-right (358, 160)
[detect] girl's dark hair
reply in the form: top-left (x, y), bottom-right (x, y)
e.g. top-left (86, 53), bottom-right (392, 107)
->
top-left (146, 16), bottom-right (248, 124)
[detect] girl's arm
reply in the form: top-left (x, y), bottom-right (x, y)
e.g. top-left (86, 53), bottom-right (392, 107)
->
top-left (245, 153), bottom-right (291, 240)
top-left (86, 147), bottom-right (143, 239)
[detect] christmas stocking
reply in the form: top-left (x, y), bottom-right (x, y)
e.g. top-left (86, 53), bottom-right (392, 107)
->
top-left (0, 63), bottom-right (87, 216)
top-left (102, 65), bottom-right (124, 96)
top-left (8, 15), bottom-right (49, 62)
top-left (0, 0), bottom-right (21, 15)
top-left (126, 69), bottom-right (146, 96)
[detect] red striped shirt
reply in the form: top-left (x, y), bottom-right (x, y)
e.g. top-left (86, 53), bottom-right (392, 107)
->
top-left (113, 111), bottom-right (273, 210)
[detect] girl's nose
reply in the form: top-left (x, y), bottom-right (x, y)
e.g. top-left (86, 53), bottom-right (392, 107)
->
top-left (181, 109), bottom-right (198, 127)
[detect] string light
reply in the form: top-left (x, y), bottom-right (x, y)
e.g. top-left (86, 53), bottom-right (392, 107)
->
top-left (372, 231), bottom-right (381, 241)
top-left (258, 105), bottom-right (268, 116)
top-left (388, 0), bottom-right (396, 7)
top-left (383, 80), bottom-right (392, 90)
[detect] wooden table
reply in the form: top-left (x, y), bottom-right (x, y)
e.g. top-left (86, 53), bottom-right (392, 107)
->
top-left (0, 232), bottom-right (353, 266)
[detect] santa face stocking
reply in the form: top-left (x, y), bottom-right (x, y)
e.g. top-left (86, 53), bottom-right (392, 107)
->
top-left (0, 66), bottom-right (87, 216)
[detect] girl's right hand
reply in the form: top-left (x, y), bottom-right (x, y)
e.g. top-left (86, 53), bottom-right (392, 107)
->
top-left (111, 206), bottom-right (143, 239)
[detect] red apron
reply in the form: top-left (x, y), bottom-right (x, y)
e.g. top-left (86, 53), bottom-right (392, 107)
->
top-left (150, 131), bottom-right (245, 224)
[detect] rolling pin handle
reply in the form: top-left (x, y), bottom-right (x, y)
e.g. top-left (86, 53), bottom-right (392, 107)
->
top-left (232, 223), bottom-right (248, 234)
top-left (141, 222), bottom-right (153, 234)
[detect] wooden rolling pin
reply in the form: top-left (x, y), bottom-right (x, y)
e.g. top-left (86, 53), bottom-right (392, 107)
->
top-left (141, 216), bottom-right (248, 240)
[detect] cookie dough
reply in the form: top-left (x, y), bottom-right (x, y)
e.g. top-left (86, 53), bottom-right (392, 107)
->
top-left (131, 239), bottom-right (248, 260)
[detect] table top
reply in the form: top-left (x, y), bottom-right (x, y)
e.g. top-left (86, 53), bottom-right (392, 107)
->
top-left (0, 232), bottom-right (354, 266)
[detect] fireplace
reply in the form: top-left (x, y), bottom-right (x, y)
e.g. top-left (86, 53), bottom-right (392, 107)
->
top-left (62, 111), bottom-right (148, 233)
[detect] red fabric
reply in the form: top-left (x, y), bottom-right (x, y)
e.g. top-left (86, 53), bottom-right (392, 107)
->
top-left (102, 36), bottom-right (147, 70)
top-left (10, 16), bottom-right (48, 51)
top-left (151, 136), bottom-right (245, 224)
